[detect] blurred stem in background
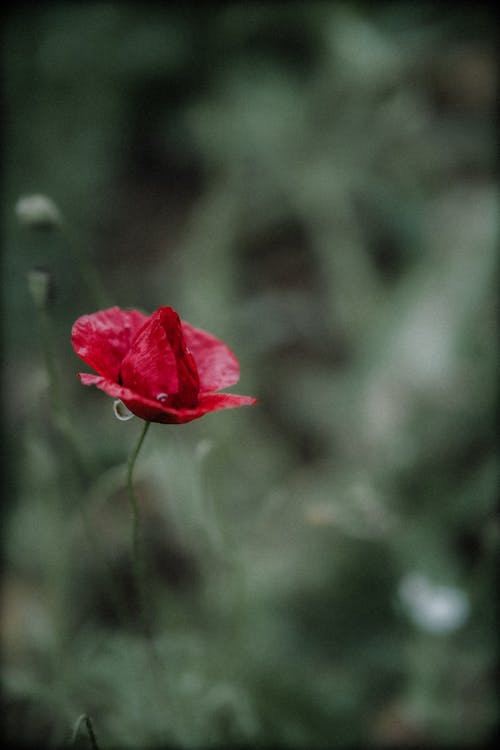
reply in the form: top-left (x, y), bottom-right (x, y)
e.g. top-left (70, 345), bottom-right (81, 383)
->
top-left (17, 193), bottom-right (109, 309)
top-left (23, 209), bottom-right (135, 631)
top-left (71, 714), bottom-right (101, 750)
top-left (19, 193), bottom-right (111, 484)
top-left (27, 266), bottom-right (90, 485)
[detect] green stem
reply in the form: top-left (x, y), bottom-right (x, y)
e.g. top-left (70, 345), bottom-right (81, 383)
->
top-left (38, 305), bottom-right (62, 414)
top-left (71, 713), bottom-right (101, 750)
top-left (33, 298), bottom-right (90, 485)
top-left (126, 420), bottom-right (151, 624)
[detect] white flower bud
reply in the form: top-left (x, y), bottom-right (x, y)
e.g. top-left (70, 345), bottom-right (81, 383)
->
top-left (15, 194), bottom-right (62, 230)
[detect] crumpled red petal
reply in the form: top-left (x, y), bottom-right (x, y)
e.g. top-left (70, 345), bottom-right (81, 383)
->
top-left (181, 322), bottom-right (241, 392)
top-left (71, 307), bottom-right (149, 381)
top-left (119, 307), bottom-right (200, 408)
top-left (73, 305), bottom-right (256, 423)
top-left (79, 373), bottom-right (256, 424)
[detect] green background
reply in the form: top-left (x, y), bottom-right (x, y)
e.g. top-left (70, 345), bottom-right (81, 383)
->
top-left (2, 3), bottom-right (498, 747)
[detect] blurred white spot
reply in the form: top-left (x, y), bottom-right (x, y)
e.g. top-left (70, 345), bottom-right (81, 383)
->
top-left (396, 300), bottom-right (453, 388)
top-left (398, 573), bottom-right (470, 634)
top-left (15, 193), bottom-right (61, 228)
top-left (156, 392), bottom-right (169, 403)
top-left (196, 438), bottom-right (213, 461)
top-left (113, 399), bottom-right (134, 421)
top-left (27, 268), bottom-right (52, 309)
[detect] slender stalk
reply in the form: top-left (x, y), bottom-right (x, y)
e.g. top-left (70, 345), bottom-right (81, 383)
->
top-left (32, 292), bottom-right (90, 484)
top-left (71, 713), bottom-right (101, 750)
top-left (126, 420), bottom-right (151, 625)
top-left (37, 305), bottom-right (62, 414)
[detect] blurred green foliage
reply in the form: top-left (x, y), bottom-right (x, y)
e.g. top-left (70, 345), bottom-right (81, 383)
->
top-left (2, 2), bottom-right (498, 748)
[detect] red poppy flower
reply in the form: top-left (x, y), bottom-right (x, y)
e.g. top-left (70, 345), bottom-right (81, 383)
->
top-left (72, 306), bottom-right (257, 424)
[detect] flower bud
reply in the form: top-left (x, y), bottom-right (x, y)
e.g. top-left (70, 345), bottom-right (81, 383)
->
top-left (15, 194), bottom-right (62, 230)
top-left (27, 267), bottom-right (53, 309)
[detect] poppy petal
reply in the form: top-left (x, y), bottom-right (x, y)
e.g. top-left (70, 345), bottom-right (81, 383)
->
top-left (78, 374), bottom-right (256, 424)
top-left (155, 392), bottom-right (257, 424)
top-left (78, 373), bottom-right (180, 421)
top-left (191, 392), bottom-right (258, 415)
top-left (181, 322), bottom-right (241, 392)
top-left (119, 307), bottom-right (200, 408)
top-left (72, 307), bottom-right (149, 381)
